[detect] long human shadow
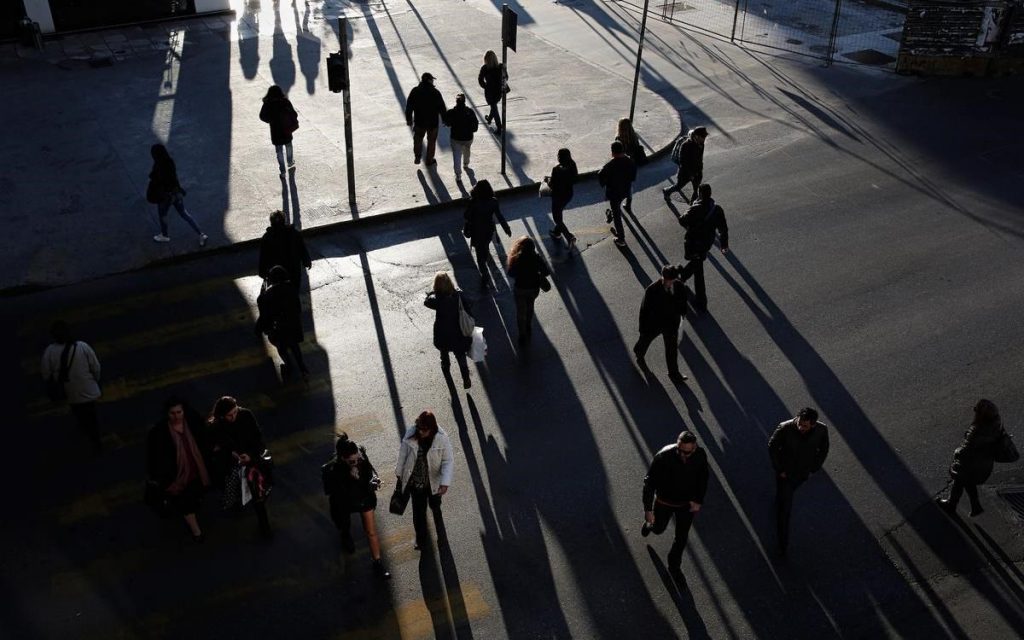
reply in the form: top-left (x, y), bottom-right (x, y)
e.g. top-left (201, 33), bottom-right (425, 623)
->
top-left (270, 0), bottom-right (296, 94)
top-left (237, 0), bottom-right (261, 79)
top-left (282, 169), bottom-right (301, 228)
top-left (295, 0), bottom-right (322, 95)
top-left (707, 251), bottom-right (1024, 631)
top-left (646, 547), bottom-right (711, 639)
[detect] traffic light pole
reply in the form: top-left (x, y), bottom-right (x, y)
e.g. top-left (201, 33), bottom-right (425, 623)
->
top-left (500, 43), bottom-right (507, 176)
top-left (338, 18), bottom-right (356, 208)
top-left (500, 5), bottom-right (517, 176)
top-left (628, 0), bottom-right (650, 123)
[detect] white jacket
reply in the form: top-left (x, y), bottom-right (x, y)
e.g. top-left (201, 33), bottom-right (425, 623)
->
top-left (395, 426), bottom-right (454, 495)
top-left (40, 341), bottom-right (101, 404)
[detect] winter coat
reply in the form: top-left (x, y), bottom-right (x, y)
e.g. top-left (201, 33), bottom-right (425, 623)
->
top-left (642, 444), bottom-right (710, 510)
top-left (424, 290), bottom-right (473, 352)
top-left (638, 279), bottom-right (687, 335)
top-left (259, 97), bottom-right (298, 146)
top-left (256, 281), bottom-right (304, 346)
top-left (147, 407), bottom-right (207, 490)
top-left (405, 82), bottom-right (447, 129)
top-left (681, 198), bottom-right (729, 259)
top-left (508, 252), bottom-right (551, 291)
top-left (40, 341), bottom-right (101, 404)
top-left (950, 419), bottom-right (1004, 485)
top-left (258, 224), bottom-right (312, 282)
top-left (478, 63), bottom-right (506, 105)
top-left (149, 158), bottom-right (182, 200)
top-left (323, 447), bottom-right (380, 513)
top-left (445, 104), bottom-right (479, 142)
top-left (676, 136), bottom-right (704, 180)
top-left (206, 408), bottom-right (266, 481)
top-left (464, 197), bottom-right (511, 248)
top-left (768, 419), bottom-right (830, 481)
top-left (598, 155), bottom-right (637, 201)
top-left (395, 427), bottom-right (455, 495)
top-left (549, 160), bottom-right (578, 205)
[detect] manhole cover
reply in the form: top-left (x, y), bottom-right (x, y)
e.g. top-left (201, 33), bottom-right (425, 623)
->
top-left (842, 48), bottom-right (896, 65)
top-left (999, 490), bottom-right (1024, 518)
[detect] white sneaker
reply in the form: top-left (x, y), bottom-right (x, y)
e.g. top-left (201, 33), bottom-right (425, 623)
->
top-left (199, 233), bottom-right (208, 247)
top-left (153, 234), bottom-right (170, 243)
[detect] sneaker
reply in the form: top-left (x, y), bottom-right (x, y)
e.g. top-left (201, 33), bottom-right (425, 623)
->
top-left (373, 559), bottom-right (392, 580)
top-left (425, 158), bottom-right (437, 166)
top-left (153, 234), bottom-right (171, 243)
top-left (662, 188), bottom-right (672, 202)
top-left (549, 228), bottom-right (562, 240)
top-left (624, 203), bottom-right (633, 214)
top-left (614, 237), bottom-right (626, 248)
top-left (198, 233), bottom-right (208, 247)
top-left (641, 521), bottom-right (652, 538)
top-left (668, 371), bottom-right (689, 384)
top-left (414, 155), bottom-right (421, 165)
top-left (485, 114), bottom-right (493, 124)
top-left (463, 375), bottom-right (471, 390)
top-left (568, 236), bottom-right (577, 251)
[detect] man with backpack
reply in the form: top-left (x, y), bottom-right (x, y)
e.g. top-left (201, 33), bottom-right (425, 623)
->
top-left (405, 73), bottom-right (447, 166)
top-left (664, 127), bottom-right (707, 204)
top-left (443, 93), bottom-right (479, 182)
top-left (678, 183), bottom-right (728, 312)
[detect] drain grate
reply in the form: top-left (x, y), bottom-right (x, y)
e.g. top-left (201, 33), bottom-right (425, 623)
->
top-left (999, 490), bottom-right (1024, 518)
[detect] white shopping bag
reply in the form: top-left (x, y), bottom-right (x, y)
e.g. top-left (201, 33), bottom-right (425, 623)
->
top-left (470, 327), bottom-right (487, 362)
top-left (239, 467), bottom-right (253, 507)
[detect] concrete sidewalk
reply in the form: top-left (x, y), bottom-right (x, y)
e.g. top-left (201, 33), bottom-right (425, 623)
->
top-left (0, 0), bottom-right (679, 292)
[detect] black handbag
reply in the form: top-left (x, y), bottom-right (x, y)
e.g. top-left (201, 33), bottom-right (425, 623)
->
top-left (389, 481), bottom-right (410, 515)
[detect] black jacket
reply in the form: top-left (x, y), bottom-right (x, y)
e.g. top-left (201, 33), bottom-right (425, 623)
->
top-left (149, 158), bottom-right (182, 199)
top-left (322, 447), bottom-right (379, 513)
top-left (681, 198), bottom-right (728, 259)
top-left (464, 197), bottom-right (511, 247)
top-left (259, 97), bottom-right (298, 145)
top-left (478, 63), bottom-right (506, 105)
top-left (424, 290), bottom-right (472, 352)
top-left (676, 136), bottom-right (704, 179)
top-left (598, 155), bottom-right (636, 200)
top-left (207, 408), bottom-right (266, 478)
top-left (405, 82), bottom-right (447, 129)
top-left (147, 407), bottom-right (207, 489)
top-left (445, 104), bottom-right (479, 142)
top-left (256, 281), bottom-right (304, 345)
top-left (768, 419), bottom-right (830, 480)
top-left (259, 224), bottom-right (312, 282)
top-left (549, 161), bottom-right (577, 204)
top-left (950, 419), bottom-right (1003, 485)
top-left (508, 252), bottom-right (551, 291)
top-left (643, 444), bottom-right (710, 510)
top-left (638, 279), bottom-right (687, 334)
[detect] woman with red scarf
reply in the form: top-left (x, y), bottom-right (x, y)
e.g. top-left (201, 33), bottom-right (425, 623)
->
top-left (147, 396), bottom-right (211, 542)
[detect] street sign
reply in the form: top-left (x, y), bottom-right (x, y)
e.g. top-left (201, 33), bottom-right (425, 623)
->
top-left (502, 5), bottom-right (518, 52)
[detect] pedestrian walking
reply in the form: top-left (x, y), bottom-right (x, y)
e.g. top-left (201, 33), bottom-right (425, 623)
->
top-left (663, 127), bottom-right (707, 204)
top-left (255, 265), bottom-right (309, 383)
top-left (147, 144), bottom-right (208, 246)
top-left (322, 433), bottom-right (391, 579)
top-left (207, 396), bottom-right (273, 538)
top-left (678, 183), bottom-right (729, 313)
top-left (424, 272), bottom-right (474, 389)
top-left (444, 93), bottom-right (479, 182)
top-left (394, 411), bottom-right (454, 551)
top-left (478, 50), bottom-right (507, 135)
top-left (405, 72), bottom-right (447, 166)
top-left (546, 148), bottom-right (578, 251)
top-left (768, 408), bottom-right (830, 557)
top-left (598, 141), bottom-right (637, 247)
top-left (147, 396), bottom-right (211, 543)
top-left (937, 399), bottom-right (1012, 517)
top-left (40, 320), bottom-right (103, 453)
top-left (258, 85), bottom-right (299, 176)
top-left (615, 117), bottom-right (646, 212)
top-left (463, 180), bottom-right (511, 290)
top-left (634, 265), bottom-right (688, 384)
top-left (641, 431), bottom-right (709, 576)
top-left (258, 210), bottom-right (311, 284)
top-left (507, 237), bottom-right (551, 348)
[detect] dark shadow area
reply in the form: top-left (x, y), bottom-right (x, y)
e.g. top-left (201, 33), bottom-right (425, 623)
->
top-left (237, 0), bottom-right (261, 79)
top-left (295, 0), bottom-right (322, 95)
top-left (647, 546), bottom-right (711, 639)
top-left (270, 0), bottom-right (297, 94)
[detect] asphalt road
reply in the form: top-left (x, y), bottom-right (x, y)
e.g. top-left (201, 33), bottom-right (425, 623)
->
top-left (3, 54), bottom-right (1024, 640)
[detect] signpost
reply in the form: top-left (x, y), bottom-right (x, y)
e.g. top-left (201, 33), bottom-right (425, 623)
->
top-left (327, 18), bottom-right (357, 208)
top-left (500, 5), bottom-right (517, 176)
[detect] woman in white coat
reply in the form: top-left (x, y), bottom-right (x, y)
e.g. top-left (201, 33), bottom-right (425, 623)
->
top-left (395, 411), bottom-right (454, 550)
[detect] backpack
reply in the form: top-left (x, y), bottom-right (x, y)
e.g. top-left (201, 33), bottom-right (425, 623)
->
top-left (671, 136), bottom-right (687, 166)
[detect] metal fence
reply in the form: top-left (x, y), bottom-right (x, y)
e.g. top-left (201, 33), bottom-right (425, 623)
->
top-left (614, 0), bottom-right (909, 68)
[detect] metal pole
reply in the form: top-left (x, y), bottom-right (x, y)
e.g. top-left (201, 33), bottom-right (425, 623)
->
top-left (339, 18), bottom-right (357, 207)
top-left (500, 43), bottom-right (508, 176)
top-left (731, 0), bottom-right (742, 43)
top-left (628, 0), bottom-right (650, 123)
top-left (825, 0), bottom-right (843, 67)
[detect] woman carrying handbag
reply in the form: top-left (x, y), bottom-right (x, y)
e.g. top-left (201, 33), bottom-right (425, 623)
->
top-left (394, 411), bottom-right (454, 551)
top-left (207, 396), bottom-right (273, 539)
top-left (424, 271), bottom-right (474, 389)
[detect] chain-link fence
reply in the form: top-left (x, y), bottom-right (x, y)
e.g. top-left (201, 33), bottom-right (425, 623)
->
top-left (614, 0), bottom-right (908, 68)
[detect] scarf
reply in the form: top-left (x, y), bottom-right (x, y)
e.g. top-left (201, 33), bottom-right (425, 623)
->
top-left (167, 421), bottom-right (210, 494)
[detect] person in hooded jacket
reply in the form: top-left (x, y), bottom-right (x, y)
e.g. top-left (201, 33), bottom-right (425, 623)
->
top-left (463, 180), bottom-right (511, 290)
top-left (937, 399), bottom-right (1007, 517)
top-left (259, 85), bottom-right (299, 176)
top-left (255, 265), bottom-right (308, 383)
top-left (322, 433), bottom-right (391, 579)
top-left (424, 272), bottom-right (474, 389)
top-left (148, 144), bottom-right (208, 246)
top-left (405, 72), bottom-right (447, 166)
top-left (444, 93), bottom-right (479, 181)
top-left (677, 183), bottom-right (729, 312)
top-left (258, 210), bottom-right (311, 284)
top-left (207, 396), bottom-right (272, 538)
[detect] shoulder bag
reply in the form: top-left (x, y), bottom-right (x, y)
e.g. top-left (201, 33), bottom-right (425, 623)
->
top-left (457, 295), bottom-right (475, 337)
top-left (389, 480), bottom-right (410, 515)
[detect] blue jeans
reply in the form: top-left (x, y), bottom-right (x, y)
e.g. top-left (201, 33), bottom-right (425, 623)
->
top-left (157, 193), bottom-right (201, 236)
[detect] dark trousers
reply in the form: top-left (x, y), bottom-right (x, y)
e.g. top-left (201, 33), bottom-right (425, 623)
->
top-left (514, 286), bottom-right (540, 343)
top-left (608, 196), bottom-right (626, 239)
top-left (679, 257), bottom-right (707, 310)
top-left (651, 502), bottom-right (695, 568)
top-left (473, 243), bottom-right (492, 283)
top-left (551, 197), bottom-right (574, 240)
top-left (775, 475), bottom-right (806, 552)
top-left (410, 486), bottom-right (441, 544)
top-left (487, 102), bottom-right (502, 130)
top-left (666, 170), bottom-right (699, 203)
top-left (948, 478), bottom-right (982, 512)
top-left (440, 348), bottom-right (470, 380)
top-left (634, 327), bottom-right (680, 375)
top-left (254, 500), bottom-right (271, 536)
top-left (413, 126), bottom-right (439, 162)
top-left (69, 401), bottom-right (101, 450)
top-left (157, 193), bottom-right (202, 236)
top-left (276, 342), bottom-right (308, 375)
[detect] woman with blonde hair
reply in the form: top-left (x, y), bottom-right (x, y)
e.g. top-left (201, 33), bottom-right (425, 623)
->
top-left (615, 117), bottom-right (645, 212)
top-left (478, 50), bottom-right (508, 134)
top-left (507, 236), bottom-right (551, 347)
top-left (424, 272), bottom-right (474, 388)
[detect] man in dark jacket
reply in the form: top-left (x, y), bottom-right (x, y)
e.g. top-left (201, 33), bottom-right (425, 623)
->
top-left (444, 93), bottom-right (479, 182)
top-left (642, 430), bottom-right (709, 575)
top-left (634, 264), bottom-right (688, 384)
top-left (678, 183), bottom-right (729, 312)
top-left (405, 73), bottom-right (447, 166)
top-left (768, 407), bottom-right (830, 556)
top-left (258, 210), bottom-right (312, 283)
top-left (663, 126), bottom-right (707, 204)
top-left (598, 141), bottom-right (637, 247)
